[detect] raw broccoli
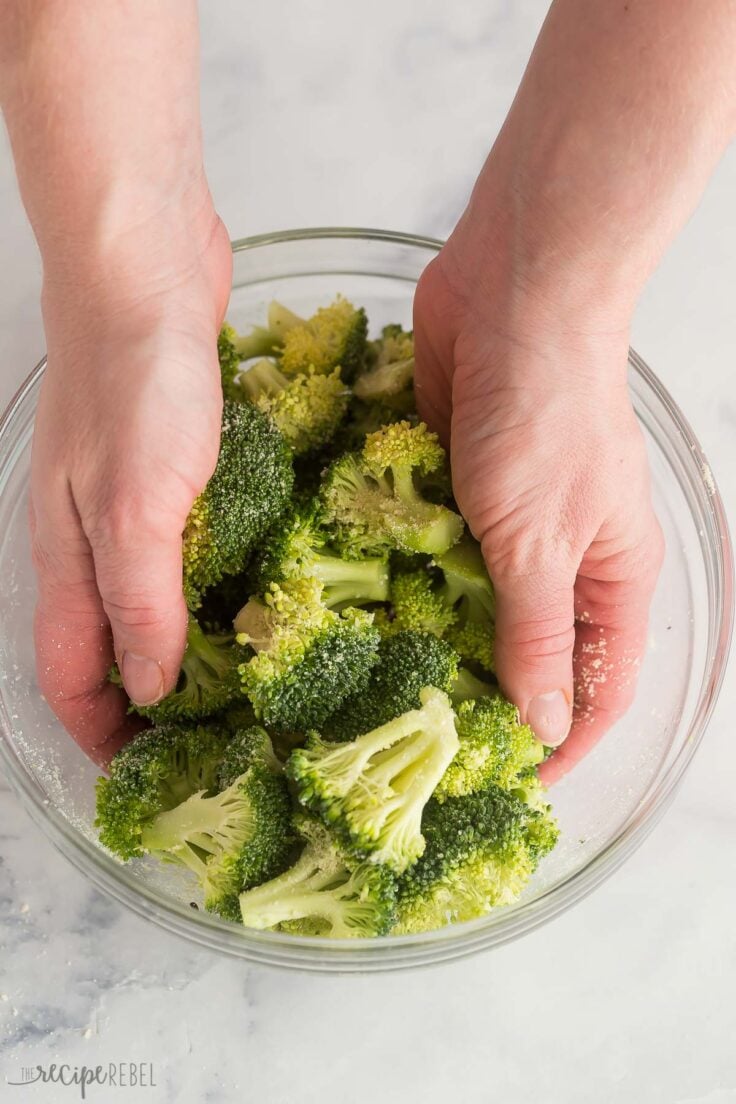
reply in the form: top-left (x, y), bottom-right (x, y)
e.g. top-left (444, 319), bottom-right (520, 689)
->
top-left (322, 630), bottom-right (460, 742)
top-left (239, 359), bottom-right (348, 455)
top-left (451, 666), bottom-right (496, 704)
top-left (435, 694), bottom-right (545, 801)
top-left (447, 620), bottom-right (496, 673)
top-left (288, 687), bottom-right (459, 873)
top-left (321, 421), bottom-right (464, 558)
top-left (435, 534), bottom-right (495, 621)
top-left (355, 323), bottom-right (414, 409)
top-left (183, 400), bottom-right (294, 608)
top-left (216, 725), bottom-right (283, 787)
top-left (393, 783), bottom-right (559, 934)
top-left (141, 739), bottom-right (294, 921)
top-left (278, 296), bottom-right (367, 381)
top-left (378, 568), bottom-right (457, 638)
top-left (239, 819), bottom-right (397, 937)
top-left (235, 576), bottom-right (380, 732)
top-left (217, 323), bottom-right (244, 401)
top-left (226, 301), bottom-right (301, 363)
top-left (252, 498), bottom-right (390, 610)
top-left (95, 724), bottom-right (232, 860)
top-left (112, 616), bottom-right (244, 722)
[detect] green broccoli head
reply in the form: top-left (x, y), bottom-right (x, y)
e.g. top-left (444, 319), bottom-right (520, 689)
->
top-left (216, 725), bottom-right (283, 788)
top-left (141, 760), bottom-right (295, 921)
top-left (288, 687), bottom-right (460, 873)
top-left (239, 359), bottom-right (348, 455)
top-left (239, 819), bottom-right (397, 937)
top-left (217, 323), bottom-right (244, 401)
top-left (253, 498), bottom-right (390, 610)
top-left (95, 724), bottom-right (231, 860)
top-left (235, 576), bottom-right (380, 732)
top-left (435, 694), bottom-right (545, 801)
top-left (446, 620), bottom-right (496, 673)
top-left (323, 629), bottom-right (460, 742)
top-left (393, 783), bottom-right (558, 934)
top-left (276, 296), bottom-right (368, 382)
top-left (379, 568), bottom-right (457, 638)
top-left (114, 616), bottom-right (245, 723)
top-left (183, 400), bottom-right (295, 608)
top-left (321, 422), bottom-right (464, 558)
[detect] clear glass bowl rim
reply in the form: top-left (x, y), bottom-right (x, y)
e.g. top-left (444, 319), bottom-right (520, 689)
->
top-left (0, 226), bottom-right (732, 973)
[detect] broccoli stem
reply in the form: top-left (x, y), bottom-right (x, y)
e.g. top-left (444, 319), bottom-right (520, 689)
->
top-left (451, 668), bottom-right (496, 704)
top-left (238, 846), bottom-right (342, 929)
top-left (239, 359), bottom-right (288, 401)
top-left (312, 552), bottom-right (390, 608)
top-left (234, 328), bottom-right (281, 362)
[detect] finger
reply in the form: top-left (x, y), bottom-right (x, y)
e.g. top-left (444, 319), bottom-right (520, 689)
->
top-left (488, 546), bottom-right (577, 747)
top-left (85, 498), bottom-right (189, 708)
top-left (539, 523), bottom-right (664, 784)
top-left (31, 494), bottom-right (140, 765)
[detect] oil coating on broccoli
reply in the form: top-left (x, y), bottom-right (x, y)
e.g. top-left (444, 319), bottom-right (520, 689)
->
top-left (235, 576), bottom-right (380, 732)
top-left (321, 421), bottom-right (464, 558)
top-left (288, 687), bottom-right (460, 873)
top-left (182, 400), bottom-right (295, 608)
top-left (252, 497), bottom-right (390, 610)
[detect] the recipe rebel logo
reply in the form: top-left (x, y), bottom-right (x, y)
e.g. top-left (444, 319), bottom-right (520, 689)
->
top-left (6, 1062), bottom-right (157, 1098)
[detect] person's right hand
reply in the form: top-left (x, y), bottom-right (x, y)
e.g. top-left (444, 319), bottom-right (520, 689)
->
top-left (31, 202), bottom-right (232, 765)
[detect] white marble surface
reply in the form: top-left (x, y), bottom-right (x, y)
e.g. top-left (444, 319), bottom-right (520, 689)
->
top-left (1, 2), bottom-right (735, 1101)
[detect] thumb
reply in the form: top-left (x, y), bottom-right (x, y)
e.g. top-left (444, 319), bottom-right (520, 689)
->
top-left (89, 509), bottom-right (189, 707)
top-left (490, 560), bottom-right (576, 747)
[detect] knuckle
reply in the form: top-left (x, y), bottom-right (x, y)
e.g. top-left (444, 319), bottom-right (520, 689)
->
top-left (498, 620), bottom-right (577, 665)
top-left (100, 591), bottom-right (174, 633)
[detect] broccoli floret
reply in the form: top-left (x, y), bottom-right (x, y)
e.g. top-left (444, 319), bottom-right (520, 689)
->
top-left (216, 725), bottom-right (283, 788)
top-left (288, 687), bottom-right (459, 873)
top-left (253, 498), bottom-right (390, 610)
top-left (239, 819), bottom-right (397, 937)
top-left (141, 758), bottom-right (294, 921)
top-left (239, 359), bottom-right (348, 455)
top-left (217, 323), bottom-right (244, 401)
top-left (227, 301), bottom-right (302, 363)
top-left (393, 784), bottom-right (559, 934)
top-left (321, 422), bottom-right (464, 558)
top-left (379, 569), bottom-right (457, 638)
top-left (435, 534), bottom-right (495, 622)
top-left (113, 616), bottom-right (244, 722)
top-left (95, 724), bottom-right (231, 860)
top-left (451, 666), bottom-right (496, 704)
top-left (323, 630), bottom-right (459, 743)
top-left (235, 576), bottom-right (380, 732)
top-left (355, 323), bottom-right (415, 409)
top-left (183, 400), bottom-right (294, 608)
top-left (435, 694), bottom-right (544, 801)
top-left (277, 296), bottom-right (368, 381)
top-left (447, 621), bottom-right (496, 672)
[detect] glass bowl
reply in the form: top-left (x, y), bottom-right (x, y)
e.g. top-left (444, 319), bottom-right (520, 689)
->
top-left (0, 229), bottom-right (732, 973)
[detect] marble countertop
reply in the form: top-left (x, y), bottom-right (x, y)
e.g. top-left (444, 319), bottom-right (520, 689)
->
top-left (1, 3), bottom-right (734, 1101)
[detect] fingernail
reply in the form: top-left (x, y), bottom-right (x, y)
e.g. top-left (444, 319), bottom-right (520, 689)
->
top-left (526, 690), bottom-right (572, 747)
top-left (121, 652), bottom-right (164, 706)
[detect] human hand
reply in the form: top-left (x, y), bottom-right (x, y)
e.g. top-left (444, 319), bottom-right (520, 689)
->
top-left (414, 241), bottom-right (663, 783)
top-left (31, 204), bottom-right (232, 765)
